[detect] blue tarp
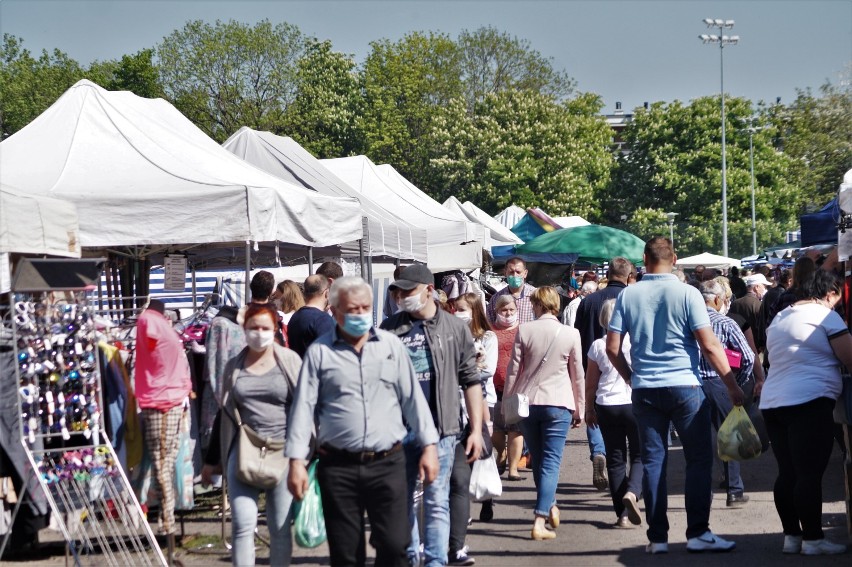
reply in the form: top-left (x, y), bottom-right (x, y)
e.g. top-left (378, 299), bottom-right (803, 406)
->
top-left (800, 199), bottom-right (839, 246)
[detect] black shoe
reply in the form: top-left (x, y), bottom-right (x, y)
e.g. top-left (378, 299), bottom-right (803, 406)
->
top-left (726, 493), bottom-right (749, 507)
top-left (479, 500), bottom-right (494, 522)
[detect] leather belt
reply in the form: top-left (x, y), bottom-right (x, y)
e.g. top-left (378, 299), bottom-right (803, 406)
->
top-left (318, 441), bottom-right (402, 464)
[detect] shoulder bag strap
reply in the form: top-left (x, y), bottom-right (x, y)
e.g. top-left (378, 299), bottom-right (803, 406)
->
top-left (519, 322), bottom-right (563, 398)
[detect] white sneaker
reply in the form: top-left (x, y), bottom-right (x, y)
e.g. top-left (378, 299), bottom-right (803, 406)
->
top-left (645, 542), bottom-right (668, 554)
top-left (782, 535), bottom-right (802, 554)
top-left (801, 538), bottom-right (847, 555)
top-left (686, 531), bottom-right (736, 553)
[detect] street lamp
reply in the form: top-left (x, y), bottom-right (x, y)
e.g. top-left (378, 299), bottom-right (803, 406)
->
top-left (700, 18), bottom-right (739, 258)
top-left (742, 120), bottom-right (766, 255)
top-left (666, 212), bottom-right (678, 248)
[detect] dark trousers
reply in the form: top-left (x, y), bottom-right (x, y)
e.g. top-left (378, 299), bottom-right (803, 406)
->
top-left (762, 397), bottom-right (836, 540)
top-left (596, 403), bottom-right (644, 518)
top-left (317, 450), bottom-right (410, 567)
top-left (448, 440), bottom-right (471, 554)
top-left (702, 377), bottom-right (744, 495)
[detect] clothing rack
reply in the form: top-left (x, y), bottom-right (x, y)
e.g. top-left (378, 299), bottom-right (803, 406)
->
top-left (0, 258), bottom-right (165, 566)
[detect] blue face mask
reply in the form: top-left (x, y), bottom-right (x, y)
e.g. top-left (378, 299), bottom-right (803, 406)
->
top-left (341, 313), bottom-right (372, 337)
top-left (506, 275), bottom-right (524, 289)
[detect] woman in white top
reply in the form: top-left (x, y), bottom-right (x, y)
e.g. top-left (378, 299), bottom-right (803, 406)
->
top-left (584, 299), bottom-right (643, 529)
top-left (760, 270), bottom-right (852, 556)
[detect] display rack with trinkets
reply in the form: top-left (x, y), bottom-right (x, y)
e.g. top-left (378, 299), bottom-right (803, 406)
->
top-left (0, 258), bottom-right (166, 566)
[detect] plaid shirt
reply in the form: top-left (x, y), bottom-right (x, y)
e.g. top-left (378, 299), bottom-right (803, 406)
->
top-left (699, 307), bottom-right (755, 384)
top-left (487, 282), bottom-right (537, 324)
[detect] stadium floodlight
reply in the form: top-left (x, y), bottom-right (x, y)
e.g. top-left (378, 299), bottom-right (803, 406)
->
top-left (699, 18), bottom-right (740, 257)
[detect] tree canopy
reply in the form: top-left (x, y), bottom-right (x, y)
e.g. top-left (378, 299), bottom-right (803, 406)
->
top-left (2, 21), bottom-right (847, 262)
top-left (157, 19), bottom-right (306, 142)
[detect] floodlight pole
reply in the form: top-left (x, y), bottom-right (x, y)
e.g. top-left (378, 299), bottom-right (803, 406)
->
top-left (749, 128), bottom-right (757, 255)
top-left (700, 19), bottom-right (738, 258)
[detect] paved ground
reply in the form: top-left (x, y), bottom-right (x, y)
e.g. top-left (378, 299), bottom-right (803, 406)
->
top-left (4, 425), bottom-right (850, 565)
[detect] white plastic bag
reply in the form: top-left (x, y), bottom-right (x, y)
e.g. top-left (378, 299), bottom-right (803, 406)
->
top-left (469, 455), bottom-right (502, 501)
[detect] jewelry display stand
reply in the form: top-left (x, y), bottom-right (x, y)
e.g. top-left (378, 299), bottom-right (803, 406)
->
top-left (0, 258), bottom-right (165, 566)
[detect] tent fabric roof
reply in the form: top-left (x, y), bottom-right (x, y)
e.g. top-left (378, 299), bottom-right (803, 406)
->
top-left (322, 156), bottom-right (484, 271)
top-left (0, 80), bottom-right (362, 249)
top-left (800, 199), bottom-right (840, 247)
top-left (551, 216), bottom-right (591, 229)
top-left (676, 252), bottom-right (741, 270)
top-left (442, 197), bottom-right (523, 246)
top-left (222, 127), bottom-right (428, 262)
top-left (0, 184), bottom-right (81, 257)
top-left (494, 205), bottom-right (526, 230)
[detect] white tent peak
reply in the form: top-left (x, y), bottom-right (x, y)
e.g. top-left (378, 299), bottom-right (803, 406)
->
top-left (0, 80), bottom-right (362, 249)
top-left (323, 156), bottom-right (485, 271)
top-left (676, 252), bottom-right (741, 270)
top-left (443, 196), bottom-right (523, 245)
top-left (222, 127), bottom-right (428, 262)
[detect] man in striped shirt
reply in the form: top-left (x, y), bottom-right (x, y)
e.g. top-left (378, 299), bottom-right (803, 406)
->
top-left (698, 279), bottom-right (755, 508)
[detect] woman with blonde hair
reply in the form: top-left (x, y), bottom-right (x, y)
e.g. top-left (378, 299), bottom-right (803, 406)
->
top-left (273, 280), bottom-right (305, 325)
top-left (504, 287), bottom-right (585, 540)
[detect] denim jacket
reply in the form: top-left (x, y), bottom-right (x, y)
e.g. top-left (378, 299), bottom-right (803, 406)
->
top-left (380, 303), bottom-right (480, 437)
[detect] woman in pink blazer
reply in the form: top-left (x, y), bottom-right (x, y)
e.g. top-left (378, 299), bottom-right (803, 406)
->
top-left (504, 287), bottom-right (585, 540)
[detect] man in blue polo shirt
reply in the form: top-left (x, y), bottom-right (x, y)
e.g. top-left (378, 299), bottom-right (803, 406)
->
top-left (606, 237), bottom-right (744, 555)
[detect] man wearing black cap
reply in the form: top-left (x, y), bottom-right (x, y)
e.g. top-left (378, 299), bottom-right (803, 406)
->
top-left (380, 264), bottom-right (484, 567)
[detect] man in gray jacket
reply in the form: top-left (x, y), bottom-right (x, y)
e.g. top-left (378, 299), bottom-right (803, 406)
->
top-left (381, 263), bottom-right (484, 567)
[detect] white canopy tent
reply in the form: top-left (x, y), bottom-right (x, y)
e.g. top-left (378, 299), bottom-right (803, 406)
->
top-left (442, 196), bottom-right (523, 247)
top-left (677, 252), bottom-right (742, 270)
top-left (1, 184), bottom-right (81, 258)
top-left (221, 127), bottom-right (428, 263)
top-left (494, 205), bottom-right (526, 230)
top-left (323, 156), bottom-right (484, 271)
top-left (0, 80), bottom-right (363, 252)
top-left (838, 168), bottom-right (852, 261)
top-left (1, 184), bottom-right (82, 293)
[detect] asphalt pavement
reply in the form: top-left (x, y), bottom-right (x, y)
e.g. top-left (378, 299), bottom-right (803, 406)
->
top-left (5, 425), bottom-right (850, 566)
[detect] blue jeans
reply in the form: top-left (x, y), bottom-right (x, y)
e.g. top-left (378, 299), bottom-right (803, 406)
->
top-left (587, 423), bottom-right (606, 459)
top-left (702, 377), bottom-right (744, 495)
top-left (519, 406), bottom-right (572, 517)
top-left (404, 434), bottom-right (456, 567)
top-left (632, 386), bottom-right (712, 543)
top-left (226, 450), bottom-right (294, 567)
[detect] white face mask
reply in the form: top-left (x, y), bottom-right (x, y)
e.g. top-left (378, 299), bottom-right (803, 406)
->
top-left (400, 289), bottom-right (427, 313)
top-left (497, 313), bottom-right (518, 326)
top-left (246, 329), bottom-right (275, 351)
top-left (455, 311), bottom-right (472, 322)
top-left (719, 300), bottom-right (730, 316)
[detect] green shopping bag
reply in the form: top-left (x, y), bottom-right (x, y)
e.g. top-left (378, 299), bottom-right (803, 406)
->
top-left (294, 460), bottom-right (327, 548)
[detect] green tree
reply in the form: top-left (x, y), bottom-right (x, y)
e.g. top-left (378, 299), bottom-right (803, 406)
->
top-left (457, 26), bottom-right (575, 111)
top-left (608, 96), bottom-right (805, 257)
top-left (157, 19), bottom-right (306, 142)
top-left (430, 90), bottom-right (613, 218)
top-left (281, 39), bottom-right (364, 158)
top-left (766, 80), bottom-right (852, 209)
top-left (107, 49), bottom-right (164, 98)
top-left (360, 31), bottom-right (463, 187)
top-left (0, 34), bottom-right (83, 138)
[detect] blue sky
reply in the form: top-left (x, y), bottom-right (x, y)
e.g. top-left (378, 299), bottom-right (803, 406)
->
top-left (2, 0), bottom-right (850, 113)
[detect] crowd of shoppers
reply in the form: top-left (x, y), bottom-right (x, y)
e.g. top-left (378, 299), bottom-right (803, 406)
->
top-left (190, 239), bottom-right (849, 566)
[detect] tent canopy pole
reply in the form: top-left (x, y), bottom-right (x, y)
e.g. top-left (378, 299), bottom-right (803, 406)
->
top-left (244, 241), bottom-right (250, 303)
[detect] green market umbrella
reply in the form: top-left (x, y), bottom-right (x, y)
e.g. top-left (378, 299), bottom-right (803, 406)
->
top-left (516, 224), bottom-right (645, 264)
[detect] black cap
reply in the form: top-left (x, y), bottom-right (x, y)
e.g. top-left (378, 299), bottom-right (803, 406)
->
top-left (388, 264), bottom-right (433, 291)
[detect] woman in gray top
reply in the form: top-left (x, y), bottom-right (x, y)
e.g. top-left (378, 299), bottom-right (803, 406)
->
top-left (217, 303), bottom-right (302, 566)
